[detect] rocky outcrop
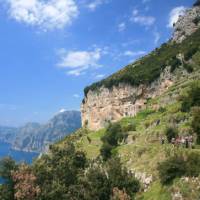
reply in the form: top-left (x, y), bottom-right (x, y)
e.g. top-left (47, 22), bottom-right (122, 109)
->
top-left (172, 5), bottom-right (200, 43)
top-left (81, 67), bottom-right (174, 130)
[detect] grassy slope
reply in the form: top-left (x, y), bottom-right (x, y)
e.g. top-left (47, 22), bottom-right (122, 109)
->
top-left (58, 75), bottom-right (200, 199)
top-left (57, 38), bottom-right (200, 199)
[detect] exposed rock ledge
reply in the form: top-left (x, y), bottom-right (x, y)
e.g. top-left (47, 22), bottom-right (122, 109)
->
top-left (81, 67), bottom-right (176, 131)
top-left (172, 6), bottom-right (200, 43)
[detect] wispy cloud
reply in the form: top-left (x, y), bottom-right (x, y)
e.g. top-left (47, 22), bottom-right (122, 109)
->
top-left (130, 8), bottom-right (155, 27)
top-left (5, 0), bottom-right (78, 31)
top-left (87, 0), bottom-right (109, 11)
top-left (167, 6), bottom-right (187, 28)
top-left (94, 74), bottom-right (105, 79)
top-left (73, 94), bottom-right (80, 98)
top-left (124, 50), bottom-right (146, 57)
top-left (57, 48), bottom-right (102, 76)
top-left (118, 22), bottom-right (126, 32)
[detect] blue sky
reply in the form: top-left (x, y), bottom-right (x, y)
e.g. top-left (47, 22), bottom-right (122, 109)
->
top-left (0, 0), bottom-right (194, 126)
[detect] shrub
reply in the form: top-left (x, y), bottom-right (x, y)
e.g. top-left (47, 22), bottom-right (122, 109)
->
top-left (158, 107), bottom-right (166, 113)
top-left (107, 157), bottom-right (140, 198)
top-left (191, 107), bottom-right (200, 144)
top-left (157, 156), bottom-right (186, 185)
top-left (165, 126), bottom-right (178, 143)
top-left (123, 123), bottom-right (136, 132)
top-left (168, 57), bottom-right (182, 72)
top-left (186, 152), bottom-right (200, 177)
top-left (181, 81), bottom-right (200, 112)
top-left (183, 63), bottom-right (193, 73)
top-left (158, 152), bottom-right (200, 185)
top-left (100, 123), bottom-right (126, 160)
top-left (101, 123), bottom-right (123, 146)
top-left (184, 47), bottom-right (198, 61)
top-left (100, 142), bottom-right (113, 161)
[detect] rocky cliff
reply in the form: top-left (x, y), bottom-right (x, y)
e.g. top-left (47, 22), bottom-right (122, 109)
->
top-left (172, 4), bottom-right (200, 43)
top-left (81, 4), bottom-right (200, 131)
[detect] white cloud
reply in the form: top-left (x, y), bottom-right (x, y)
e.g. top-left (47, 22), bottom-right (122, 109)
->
top-left (59, 108), bottom-right (67, 113)
top-left (57, 48), bottom-right (102, 76)
top-left (95, 74), bottom-right (105, 79)
top-left (168, 6), bottom-right (187, 28)
top-left (124, 50), bottom-right (146, 57)
top-left (118, 22), bottom-right (126, 32)
top-left (5, 0), bottom-right (78, 30)
top-left (87, 0), bottom-right (108, 11)
top-left (73, 94), bottom-right (80, 98)
top-left (130, 8), bottom-right (155, 27)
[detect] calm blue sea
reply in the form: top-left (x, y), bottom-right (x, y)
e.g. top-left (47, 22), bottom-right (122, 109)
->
top-left (0, 141), bottom-right (39, 164)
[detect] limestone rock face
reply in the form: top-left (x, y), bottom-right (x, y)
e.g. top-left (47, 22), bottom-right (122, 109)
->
top-left (81, 67), bottom-right (174, 131)
top-left (172, 6), bottom-right (200, 43)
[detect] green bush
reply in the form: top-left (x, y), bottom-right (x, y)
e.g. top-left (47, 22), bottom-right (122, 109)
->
top-left (158, 156), bottom-right (186, 185)
top-left (168, 57), bottom-right (182, 72)
top-left (100, 142), bottom-right (113, 161)
top-left (183, 63), bottom-right (193, 73)
top-left (191, 107), bottom-right (200, 144)
top-left (193, 16), bottom-right (200, 25)
top-left (101, 123), bottom-right (124, 146)
top-left (165, 126), bottom-right (178, 143)
top-left (186, 152), bottom-right (200, 176)
top-left (100, 123), bottom-right (126, 160)
top-left (122, 122), bottom-right (136, 132)
top-left (184, 47), bottom-right (199, 61)
top-left (158, 152), bottom-right (200, 185)
top-left (181, 81), bottom-right (200, 112)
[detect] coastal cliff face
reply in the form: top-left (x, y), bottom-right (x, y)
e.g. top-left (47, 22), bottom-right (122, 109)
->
top-left (81, 67), bottom-right (175, 130)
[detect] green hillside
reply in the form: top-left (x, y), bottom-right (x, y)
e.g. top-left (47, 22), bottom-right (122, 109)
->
top-left (84, 27), bottom-right (200, 96)
top-left (1, 11), bottom-right (200, 200)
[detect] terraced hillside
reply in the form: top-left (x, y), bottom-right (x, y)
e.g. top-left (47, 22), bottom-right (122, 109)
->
top-left (57, 69), bottom-right (200, 199)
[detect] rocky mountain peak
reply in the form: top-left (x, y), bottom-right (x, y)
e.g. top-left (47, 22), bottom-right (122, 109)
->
top-left (172, 4), bottom-right (200, 43)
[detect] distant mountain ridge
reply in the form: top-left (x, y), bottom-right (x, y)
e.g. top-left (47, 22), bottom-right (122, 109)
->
top-left (0, 110), bottom-right (81, 153)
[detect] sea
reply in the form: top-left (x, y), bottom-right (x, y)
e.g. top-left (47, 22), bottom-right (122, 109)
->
top-left (0, 141), bottom-right (39, 164)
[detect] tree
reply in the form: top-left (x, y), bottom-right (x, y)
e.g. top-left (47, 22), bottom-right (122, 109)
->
top-left (181, 81), bottom-right (200, 112)
top-left (165, 126), bottom-right (178, 143)
top-left (107, 157), bottom-right (140, 199)
top-left (12, 164), bottom-right (40, 200)
top-left (191, 107), bottom-right (200, 144)
top-left (157, 156), bottom-right (186, 185)
top-left (0, 157), bottom-right (17, 200)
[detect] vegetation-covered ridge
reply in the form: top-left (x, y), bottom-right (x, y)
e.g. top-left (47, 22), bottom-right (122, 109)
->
top-left (57, 76), bottom-right (200, 199)
top-left (84, 27), bottom-right (200, 96)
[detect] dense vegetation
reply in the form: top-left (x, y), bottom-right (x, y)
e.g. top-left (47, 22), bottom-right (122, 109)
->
top-left (158, 152), bottom-right (200, 185)
top-left (0, 142), bottom-right (140, 200)
top-left (84, 28), bottom-right (200, 96)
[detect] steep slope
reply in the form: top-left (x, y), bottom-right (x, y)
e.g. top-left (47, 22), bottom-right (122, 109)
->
top-left (12, 110), bottom-right (81, 153)
top-left (82, 4), bottom-right (200, 131)
top-left (55, 3), bottom-right (200, 199)
top-left (58, 72), bottom-right (200, 199)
